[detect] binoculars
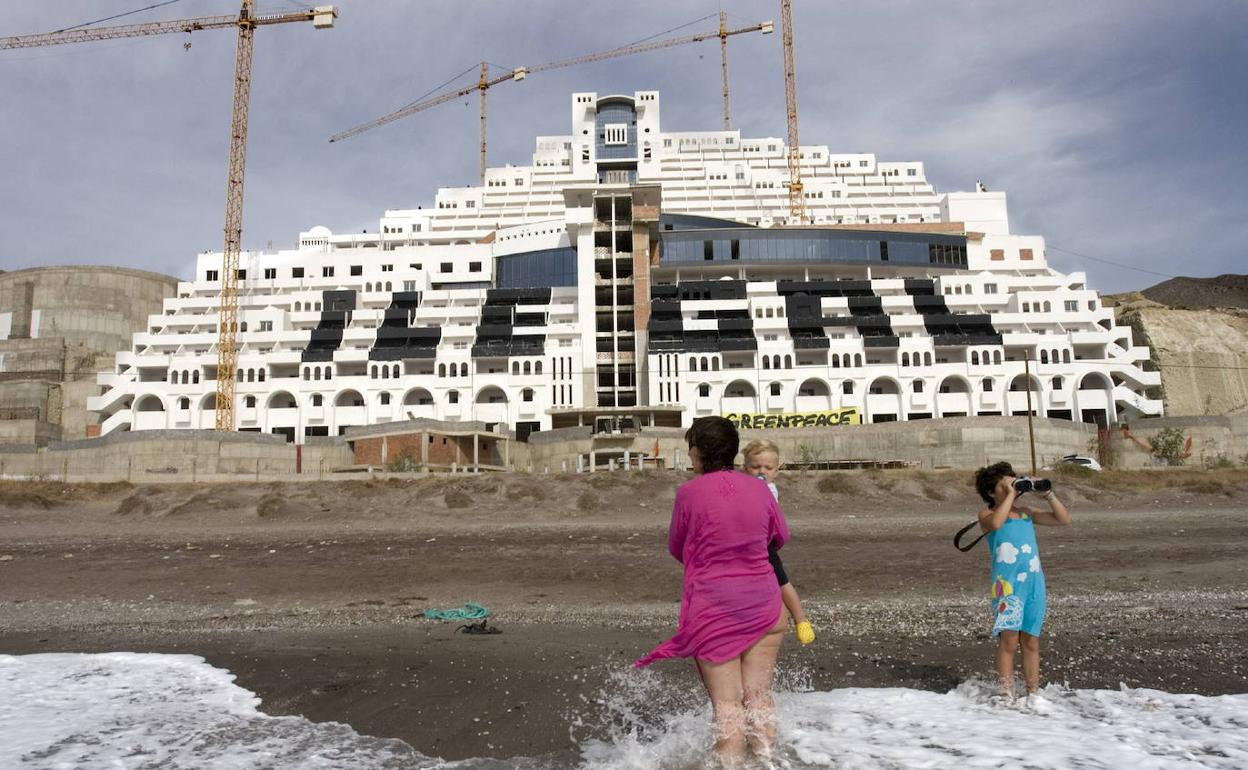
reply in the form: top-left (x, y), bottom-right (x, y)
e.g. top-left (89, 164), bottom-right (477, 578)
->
top-left (1013, 477), bottom-right (1052, 495)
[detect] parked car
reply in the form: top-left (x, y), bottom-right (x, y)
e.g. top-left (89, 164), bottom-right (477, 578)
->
top-left (1056, 454), bottom-right (1103, 472)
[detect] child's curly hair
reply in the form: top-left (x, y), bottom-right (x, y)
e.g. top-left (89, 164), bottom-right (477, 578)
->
top-left (741, 439), bottom-right (780, 463)
top-left (974, 461), bottom-right (1016, 506)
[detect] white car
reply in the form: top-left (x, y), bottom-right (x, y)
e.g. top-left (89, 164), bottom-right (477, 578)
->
top-left (1057, 454), bottom-right (1103, 472)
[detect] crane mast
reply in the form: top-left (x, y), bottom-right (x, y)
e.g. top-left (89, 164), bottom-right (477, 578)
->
top-left (780, 0), bottom-right (805, 225)
top-left (2, 3), bottom-right (337, 434)
top-left (719, 12), bottom-right (732, 130)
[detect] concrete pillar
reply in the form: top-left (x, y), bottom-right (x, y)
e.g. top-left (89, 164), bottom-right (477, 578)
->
top-left (473, 434), bottom-right (479, 472)
top-left (623, 449), bottom-right (630, 470)
top-left (419, 431), bottom-right (427, 467)
top-left (590, 451), bottom-right (596, 472)
top-left (609, 458), bottom-right (616, 472)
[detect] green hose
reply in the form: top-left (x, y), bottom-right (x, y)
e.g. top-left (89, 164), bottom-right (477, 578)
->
top-left (422, 602), bottom-right (490, 621)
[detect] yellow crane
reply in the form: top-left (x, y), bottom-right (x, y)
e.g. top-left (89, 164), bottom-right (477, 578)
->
top-left (3, 2), bottom-right (337, 432)
top-left (330, 18), bottom-right (774, 182)
top-left (779, 0), bottom-right (804, 225)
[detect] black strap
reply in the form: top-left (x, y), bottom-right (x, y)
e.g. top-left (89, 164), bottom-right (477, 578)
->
top-left (954, 520), bottom-right (987, 552)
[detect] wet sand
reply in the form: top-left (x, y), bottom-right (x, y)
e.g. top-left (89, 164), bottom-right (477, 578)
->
top-left (1, 473), bottom-right (1246, 760)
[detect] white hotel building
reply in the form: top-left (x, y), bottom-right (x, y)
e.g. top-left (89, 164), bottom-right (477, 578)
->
top-left (90, 90), bottom-right (1162, 441)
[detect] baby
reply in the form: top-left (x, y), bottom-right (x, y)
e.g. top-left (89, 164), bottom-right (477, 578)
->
top-left (742, 439), bottom-right (815, 645)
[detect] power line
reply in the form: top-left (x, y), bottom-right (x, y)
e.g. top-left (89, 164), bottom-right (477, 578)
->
top-left (1045, 243), bottom-right (1181, 281)
top-left (50, 0), bottom-right (185, 34)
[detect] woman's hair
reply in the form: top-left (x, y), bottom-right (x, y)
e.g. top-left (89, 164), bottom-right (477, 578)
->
top-left (741, 439), bottom-right (780, 462)
top-left (685, 416), bottom-right (740, 473)
top-left (974, 461), bottom-right (1016, 505)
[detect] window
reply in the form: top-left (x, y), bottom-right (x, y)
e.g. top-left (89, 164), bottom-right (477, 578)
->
top-left (989, 249), bottom-right (1005, 261)
top-left (469, 261), bottom-right (482, 272)
top-left (259, 320), bottom-right (273, 332)
top-left (704, 240), bottom-right (714, 260)
top-left (698, 383), bottom-right (710, 397)
top-left (907, 168), bottom-right (917, 176)
top-left (263, 268), bottom-right (276, 280)
top-left (604, 124), bottom-right (627, 144)
top-left (984, 283), bottom-right (998, 294)
top-left (322, 266), bottom-right (334, 278)
top-left (770, 383), bottom-right (781, 396)
top-left (912, 380), bottom-right (924, 393)
top-left (380, 392), bottom-right (391, 405)
top-left (982, 378), bottom-right (994, 392)
top-left (312, 394), bottom-right (323, 406)
top-left (522, 388), bottom-right (534, 402)
top-left (448, 390), bottom-right (459, 404)
top-left (350, 265), bottom-right (362, 276)
top-left (292, 267), bottom-right (304, 278)
top-left (381, 264), bottom-right (393, 272)
top-left (1064, 300), bottom-right (1078, 312)
top-left (843, 381), bottom-right (855, 395)
top-left (236, 269), bottom-right (246, 280)
top-left (244, 395), bottom-right (256, 408)
top-left (1020, 248), bottom-right (1034, 261)
top-left (205, 270), bottom-right (219, 281)
top-left (440, 262), bottom-right (453, 273)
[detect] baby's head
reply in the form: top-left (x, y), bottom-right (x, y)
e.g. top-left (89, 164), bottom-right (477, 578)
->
top-left (742, 439), bottom-right (781, 483)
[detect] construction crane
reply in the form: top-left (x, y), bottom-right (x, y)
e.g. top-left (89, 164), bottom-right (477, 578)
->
top-left (779, 0), bottom-right (805, 225)
top-left (330, 18), bottom-right (774, 182)
top-left (3, 2), bottom-right (337, 433)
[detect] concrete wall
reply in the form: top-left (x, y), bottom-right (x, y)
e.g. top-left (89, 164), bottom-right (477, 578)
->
top-left (0, 430), bottom-right (354, 483)
top-left (0, 266), bottom-right (178, 444)
top-left (1109, 414), bottom-right (1248, 468)
top-left (513, 417), bottom-right (1099, 473)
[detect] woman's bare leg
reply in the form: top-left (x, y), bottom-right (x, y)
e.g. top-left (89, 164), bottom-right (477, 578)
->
top-left (1020, 632), bottom-right (1041, 694)
top-left (996, 631), bottom-right (1019, 697)
top-left (741, 611), bottom-right (788, 756)
top-left (695, 657), bottom-right (747, 764)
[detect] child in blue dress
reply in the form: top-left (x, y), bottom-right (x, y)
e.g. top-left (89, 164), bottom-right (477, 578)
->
top-left (974, 461), bottom-right (1071, 696)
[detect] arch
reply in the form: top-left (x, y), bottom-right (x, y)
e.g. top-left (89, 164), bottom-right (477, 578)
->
top-left (1010, 374), bottom-right (1041, 392)
top-left (1063, 350), bottom-right (1072, 364)
top-left (924, 353), bottom-right (932, 367)
top-left (832, 354), bottom-right (841, 368)
top-left (192, 370), bottom-right (200, 385)
top-left (475, 385), bottom-right (509, 404)
top-left (855, 354), bottom-right (863, 367)
top-left (1043, 301), bottom-right (1052, 313)
top-left (971, 351), bottom-right (980, 366)
top-left (267, 390), bottom-right (298, 409)
top-left (1079, 372), bottom-right (1113, 391)
top-left (334, 389), bottom-right (365, 407)
top-left (783, 355), bottom-right (792, 369)
top-left (511, 361), bottom-right (520, 375)
top-left (438, 363), bottom-right (446, 377)
top-left (402, 388), bottom-right (434, 406)
top-left (460, 362), bottom-right (468, 377)
top-left (294, 301), bottom-right (302, 312)
top-left (392, 364), bottom-right (400, 379)
top-left (867, 377), bottom-right (901, 395)
top-left (763, 357), bottom-right (771, 370)
top-left (314, 368), bottom-right (322, 381)
top-left (724, 380), bottom-right (756, 398)
top-left (199, 392), bottom-right (217, 410)
top-left (689, 356), bottom-right (699, 372)
top-left (523, 361), bottom-right (532, 375)
top-left (370, 365), bottom-right (378, 379)
top-left (993, 351), bottom-right (1002, 365)
top-left (712, 358), bottom-right (720, 371)
top-left (385, 281), bottom-right (392, 291)
top-left (701, 356), bottom-right (710, 371)
top-left (258, 369), bottom-right (266, 382)
top-left (938, 376), bottom-right (973, 393)
top-left (772, 355), bottom-right (781, 369)
top-left (902, 352), bottom-right (910, 367)
top-left (135, 394), bottom-right (165, 412)
top-left (797, 378), bottom-right (831, 397)
top-left (1040, 350), bottom-right (1050, 365)
top-left (534, 360), bottom-right (542, 375)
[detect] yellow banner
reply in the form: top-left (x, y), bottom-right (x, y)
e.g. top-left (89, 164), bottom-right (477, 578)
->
top-left (724, 408), bottom-right (861, 429)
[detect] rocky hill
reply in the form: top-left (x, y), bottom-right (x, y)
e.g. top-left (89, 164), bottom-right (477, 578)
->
top-left (1110, 275), bottom-right (1248, 416)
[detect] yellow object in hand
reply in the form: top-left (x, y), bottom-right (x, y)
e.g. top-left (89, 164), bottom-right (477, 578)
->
top-left (795, 620), bottom-right (816, 645)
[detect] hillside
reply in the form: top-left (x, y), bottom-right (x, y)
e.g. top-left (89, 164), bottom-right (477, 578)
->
top-left (1138, 274), bottom-right (1248, 310)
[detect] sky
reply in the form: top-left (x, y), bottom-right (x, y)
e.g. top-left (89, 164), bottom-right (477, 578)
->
top-left (2, 0), bottom-right (1245, 293)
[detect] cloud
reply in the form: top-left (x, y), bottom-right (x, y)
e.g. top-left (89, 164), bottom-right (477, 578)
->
top-left (2, 1), bottom-right (1244, 291)
top-left (996, 542), bottom-right (1019, 565)
top-left (1030, 556), bottom-right (1042, 573)
top-left (1016, 573), bottom-right (1028, 583)
top-left (1021, 544), bottom-right (1032, 554)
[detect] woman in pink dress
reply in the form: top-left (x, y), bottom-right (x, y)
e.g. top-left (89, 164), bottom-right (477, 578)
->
top-left (635, 416), bottom-right (790, 764)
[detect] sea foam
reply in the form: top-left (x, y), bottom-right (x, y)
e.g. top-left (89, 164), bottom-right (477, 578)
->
top-left (2, 653), bottom-right (1246, 769)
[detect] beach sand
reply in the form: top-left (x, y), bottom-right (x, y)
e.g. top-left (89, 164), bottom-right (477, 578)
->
top-left (1, 470), bottom-right (1245, 760)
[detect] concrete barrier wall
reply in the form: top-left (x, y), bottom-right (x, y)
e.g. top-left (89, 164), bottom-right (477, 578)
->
top-left (1109, 415), bottom-right (1248, 468)
top-left (0, 430), bottom-right (354, 483)
top-left (513, 417), bottom-right (1099, 473)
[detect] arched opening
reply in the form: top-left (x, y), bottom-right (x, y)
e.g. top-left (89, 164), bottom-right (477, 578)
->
top-left (902, 353), bottom-right (910, 367)
top-left (403, 388), bottom-right (434, 406)
top-left (334, 389), bottom-right (365, 407)
top-left (267, 391), bottom-right (298, 409)
top-left (937, 375), bottom-right (974, 417)
top-left (135, 395), bottom-right (165, 412)
top-left (534, 361), bottom-right (542, 375)
top-left (865, 377), bottom-right (902, 423)
top-left (1007, 374), bottom-right (1044, 417)
top-left (971, 351), bottom-right (980, 366)
top-left (723, 379), bottom-right (758, 413)
top-left (796, 378), bottom-right (832, 410)
top-left (712, 359), bottom-right (720, 371)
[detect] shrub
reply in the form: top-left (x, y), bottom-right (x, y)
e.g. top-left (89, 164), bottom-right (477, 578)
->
top-left (385, 450), bottom-right (419, 473)
top-left (576, 491), bottom-right (599, 512)
top-left (816, 474), bottom-right (855, 495)
top-left (1149, 427), bottom-right (1187, 466)
top-left (444, 488), bottom-right (473, 509)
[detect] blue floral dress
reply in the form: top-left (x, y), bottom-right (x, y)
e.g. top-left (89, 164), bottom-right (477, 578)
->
top-left (985, 511), bottom-right (1047, 637)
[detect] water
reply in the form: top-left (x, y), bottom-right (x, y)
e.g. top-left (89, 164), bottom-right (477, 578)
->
top-left (2, 653), bottom-right (1246, 769)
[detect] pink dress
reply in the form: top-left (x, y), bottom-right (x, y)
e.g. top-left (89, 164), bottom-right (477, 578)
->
top-left (635, 470), bottom-right (790, 667)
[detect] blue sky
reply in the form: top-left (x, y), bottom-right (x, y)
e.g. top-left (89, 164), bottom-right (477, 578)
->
top-left (2, 1), bottom-right (1245, 293)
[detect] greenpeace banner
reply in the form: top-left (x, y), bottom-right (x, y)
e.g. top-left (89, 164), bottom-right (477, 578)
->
top-left (725, 408), bottom-right (861, 429)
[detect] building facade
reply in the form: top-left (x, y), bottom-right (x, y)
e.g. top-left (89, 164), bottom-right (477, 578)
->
top-left (90, 91), bottom-right (1162, 441)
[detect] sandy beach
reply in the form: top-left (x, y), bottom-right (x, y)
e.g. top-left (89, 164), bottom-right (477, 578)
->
top-left (1, 469), bottom-right (1246, 761)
